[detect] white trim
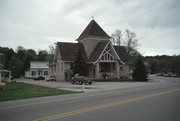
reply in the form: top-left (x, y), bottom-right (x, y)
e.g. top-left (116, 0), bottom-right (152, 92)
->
top-left (79, 36), bottom-right (110, 42)
top-left (109, 42), bottom-right (125, 64)
top-left (93, 41), bottom-right (111, 64)
top-left (55, 45), bottom-right (62, 60)
top-left (99, 60), bottom-right (116, 62)
top-left (93, 41), bottom-right (125, 64)
top-left (100, 51), bottom-right (115, 61)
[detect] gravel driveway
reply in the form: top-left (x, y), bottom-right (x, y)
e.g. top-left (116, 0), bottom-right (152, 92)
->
top-left (16, 77), bottom-right (158, 92)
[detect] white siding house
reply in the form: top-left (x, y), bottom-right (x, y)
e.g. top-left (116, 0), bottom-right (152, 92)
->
top-left (25, 61), bottom-right (49, 78)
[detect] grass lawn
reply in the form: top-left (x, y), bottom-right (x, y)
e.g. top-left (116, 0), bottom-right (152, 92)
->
top-left (0, 82), bottom-right (78, 101)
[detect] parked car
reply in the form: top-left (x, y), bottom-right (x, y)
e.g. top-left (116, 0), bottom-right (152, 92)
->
top-left (171, 74), bottom-right (177, 77)
top-left (72, 75), bottom-right (93, 85)
top-left (157, 73), bottom-right (163, 76)
top-left (163, 73), bottom-right (171, 77)
top-left (33, 76), bottom-right (45, 80)
top-left (46, 76), bottom-right (56, 81)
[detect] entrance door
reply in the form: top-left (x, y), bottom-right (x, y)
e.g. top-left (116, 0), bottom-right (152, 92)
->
top-left (37, 70), bottom-right (43, 76)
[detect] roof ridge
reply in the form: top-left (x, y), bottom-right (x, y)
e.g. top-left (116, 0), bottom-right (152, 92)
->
top-left (57, 42), bottom-right (78, 44)
top-left (86, 20), bottom-right (94, 36)
top-left (76, 19), bottom-right (110, 41)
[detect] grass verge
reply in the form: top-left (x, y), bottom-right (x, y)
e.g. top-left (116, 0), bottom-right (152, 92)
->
top-left (0, 82), bottom-right (78, 102)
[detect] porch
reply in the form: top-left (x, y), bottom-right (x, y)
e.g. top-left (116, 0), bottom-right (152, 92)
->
top-left (88, 62), bottom-right (120, 79)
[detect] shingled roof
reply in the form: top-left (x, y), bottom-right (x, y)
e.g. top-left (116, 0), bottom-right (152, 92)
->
top-left (57, 42), bottom-right (87, 61)
top-left (114, 46), bottom-right (130, 62)
top-left (76, 19), bottom-right (110, 41)
top-left (88, 41), bottom-right (109, 62)
top-left (57, 41), bottom-right (130, 63)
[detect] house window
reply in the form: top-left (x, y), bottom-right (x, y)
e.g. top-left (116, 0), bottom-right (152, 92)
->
top-left (101, 51), bottom-right (115, 61)
top-left (37, 70), bottom-right (42, 76)
top-left (44, 71), bottom-right (48, 75)
top-left (102, 55), bottom-right (104, 60)
top-left (32, 71), bottom-right (36, 76)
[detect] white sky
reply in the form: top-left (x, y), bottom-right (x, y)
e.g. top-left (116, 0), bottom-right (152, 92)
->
top-left (0, 0), bottom-right (180, 56)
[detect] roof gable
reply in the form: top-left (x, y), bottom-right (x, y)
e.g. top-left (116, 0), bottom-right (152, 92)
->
top-left (88, 41), bottom-right (130, 63)
top-left (92, 41), bottom-right (122, 64)
top-left (77, 20), bottom-right (110, 41)
top-left (56, 42), bottom-right (130, 63)
top-left (88, 41), bottom-right (109, 62)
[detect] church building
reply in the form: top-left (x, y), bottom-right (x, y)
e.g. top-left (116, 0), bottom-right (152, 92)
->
top-left (49, 19), bottom-right (130, 81)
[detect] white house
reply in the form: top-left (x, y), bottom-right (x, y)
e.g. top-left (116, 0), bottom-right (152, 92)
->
top-left (25, 61), bottom-right (49, 78)
top-left (0, 53), bottom-right (12, 82)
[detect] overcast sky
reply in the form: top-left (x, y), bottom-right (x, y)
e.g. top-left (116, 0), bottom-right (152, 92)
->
top-left (0, 0), bottom-right (180, 56)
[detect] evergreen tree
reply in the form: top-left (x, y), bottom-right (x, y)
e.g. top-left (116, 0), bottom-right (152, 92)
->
top-left (73, 44), bottom-right (88, 76)
top-left (132, 55), bottom-right (148, 81)
top-left (8, 56), bottom-right (23, 78)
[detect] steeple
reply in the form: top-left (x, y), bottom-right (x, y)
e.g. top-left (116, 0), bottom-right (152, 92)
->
top-left (76, 20), bottom-right (110, 41)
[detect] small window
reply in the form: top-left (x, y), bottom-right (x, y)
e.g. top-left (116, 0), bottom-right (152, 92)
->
top-left (102, 55), bottom-right (104, 60)
top-left (44, 71), bottom-right (48, 75)
top-left (32, 71), bottom-right (36, 76)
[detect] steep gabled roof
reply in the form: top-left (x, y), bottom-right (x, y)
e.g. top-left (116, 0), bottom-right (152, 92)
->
top-left (57, 42), bottom-right (87, 61)
top-left (76, 20), bottom-right (110, 41)
top-left (57, 42), bottom-right (130, 63)
top-left (88, 41), bottom-right (109, 62)
top-left (114, 46), bottom-right (130, 62)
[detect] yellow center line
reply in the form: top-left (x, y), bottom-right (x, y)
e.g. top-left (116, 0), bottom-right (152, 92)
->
top-left (33, 88), bottom-right (180, 121)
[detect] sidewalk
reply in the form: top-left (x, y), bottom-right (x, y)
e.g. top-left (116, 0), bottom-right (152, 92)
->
top-left (16, 78), bottom-right (158, 92)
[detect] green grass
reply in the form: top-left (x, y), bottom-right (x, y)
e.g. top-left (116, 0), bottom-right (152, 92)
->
top-left (95, 78), bottom-right (135, 82)
top-left (0, 82), bottom-right (78, 101)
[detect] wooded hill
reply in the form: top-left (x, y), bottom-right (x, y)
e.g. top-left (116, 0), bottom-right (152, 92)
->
top-left (144, 55), bottom-right (180, 76)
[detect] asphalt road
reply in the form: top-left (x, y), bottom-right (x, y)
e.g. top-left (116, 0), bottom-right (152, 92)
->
top-left (0, 76), bottom-right (180, 121)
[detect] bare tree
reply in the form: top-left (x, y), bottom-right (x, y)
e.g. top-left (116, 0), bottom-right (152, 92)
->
top-left (111, 30), bottom-right (122, 46)
top-left (124, 29), bottom-right (139, 57)
top-left (48, 45), bottom-right (55, 55)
